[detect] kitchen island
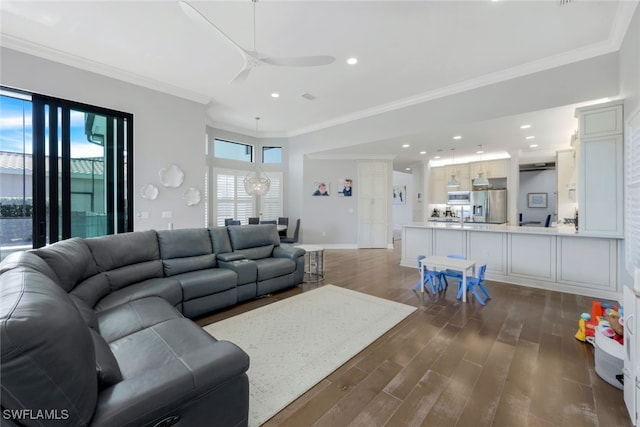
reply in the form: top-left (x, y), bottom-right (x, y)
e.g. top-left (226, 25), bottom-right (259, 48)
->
top-left (401, 222), bottom-right (624, 300)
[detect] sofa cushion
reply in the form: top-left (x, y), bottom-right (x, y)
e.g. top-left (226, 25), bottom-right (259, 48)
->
top-left (90, 329), bottom-right (122, 389)
top-left (227, 224), bottom-right (280, 252)
top-left (175, 269), bottom-right (237, 301)
top-left (158, 228), bottom-right (213, 259)
top-left (71, 272), bottom-right (111, 308)
top-left (92, 319), bottom-right (249, 427)
top-left (85, 230), bottom-right (160, 271)
top-left (0, 262), bottom-right (98, 425)
top-left (33, 237), bottom-right (99, 292)
top-left (104, 260), bottom-right (164, 291)
top-left (97, 297), bottom-right (183, 343)
top-left (209, 226), bottom-right (233, 254)
top-left (255, 258), bottom-right (296, 281)
top-left (70, 294), bottom-right (99, 330)
top-left (94, 277), bottom-right (182, 313)
top-left (163, 254), bottom-right (217, 277)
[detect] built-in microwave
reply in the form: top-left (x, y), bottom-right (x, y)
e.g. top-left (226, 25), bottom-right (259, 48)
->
top-left (447, 190), bottom-right (471, 205)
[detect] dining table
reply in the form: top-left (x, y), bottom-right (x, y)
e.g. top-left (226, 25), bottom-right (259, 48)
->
top-left (419, 256), bottom-right (477, 302)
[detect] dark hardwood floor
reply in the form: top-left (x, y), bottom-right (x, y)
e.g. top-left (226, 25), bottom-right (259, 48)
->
top-left (196, 242), bottom-right (632, 427)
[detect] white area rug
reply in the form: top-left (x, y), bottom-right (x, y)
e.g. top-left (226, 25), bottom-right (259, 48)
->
top-left (203, 284), bottom-right (416, 426)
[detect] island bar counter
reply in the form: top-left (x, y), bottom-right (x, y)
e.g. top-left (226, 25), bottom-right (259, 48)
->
top-left (401, 222), bottom-right (623, 301)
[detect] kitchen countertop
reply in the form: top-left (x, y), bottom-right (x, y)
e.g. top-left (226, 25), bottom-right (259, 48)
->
top-left (405, 221), bottom-right (623, 239)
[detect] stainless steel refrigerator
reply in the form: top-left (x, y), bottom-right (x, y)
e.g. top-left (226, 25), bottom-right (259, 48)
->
top-left (471, 190), bottom-right (507, 223)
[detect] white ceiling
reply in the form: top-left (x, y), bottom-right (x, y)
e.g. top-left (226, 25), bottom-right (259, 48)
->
top-left (1, 0), bottom-right (637, 171)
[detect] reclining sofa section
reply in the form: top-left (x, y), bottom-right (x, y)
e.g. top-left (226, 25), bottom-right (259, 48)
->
top-left (0, 224), bottom-right (305, 426)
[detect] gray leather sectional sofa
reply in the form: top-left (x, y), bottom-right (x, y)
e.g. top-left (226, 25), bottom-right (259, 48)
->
top-left (0, 224), bottom-right (305, 427)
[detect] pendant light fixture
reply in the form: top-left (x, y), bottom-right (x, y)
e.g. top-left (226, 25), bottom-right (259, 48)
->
top-left (447, 148), bottom-right (460, 188)
top-left (243, 117), bottom-right (271, 196)
top-left (473, 144), bottom-right (490, 187)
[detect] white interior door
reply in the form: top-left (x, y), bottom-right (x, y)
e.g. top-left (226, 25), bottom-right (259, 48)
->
top-left (357, 161), bottom-right (389, 248)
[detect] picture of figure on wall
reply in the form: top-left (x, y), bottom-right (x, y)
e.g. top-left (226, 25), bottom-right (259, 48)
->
top-left (392, 185), bottom-right (406, 205)
top-left (337, 178), bottom-right (353, 197)
top-left (313, 182), bottom-right (330, 196)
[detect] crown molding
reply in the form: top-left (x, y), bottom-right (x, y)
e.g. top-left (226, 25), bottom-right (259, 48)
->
top-left (288, 39), bottom-right (619, 138)
top-left (0, 34), bottom-right (211, 105)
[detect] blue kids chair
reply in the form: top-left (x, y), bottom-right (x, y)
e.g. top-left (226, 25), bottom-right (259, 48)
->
top-left (441, 254), bottom-right (465, 288)
top-left (456, 264), bottom-right (491, 305)
top-left (412, 255), bottom-right (445, 294)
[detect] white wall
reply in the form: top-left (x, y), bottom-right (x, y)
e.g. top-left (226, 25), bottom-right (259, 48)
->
top-left (1, 47), bottom-right (207, 232)
top-left (392, 170), bottom-right (413, 236)
top-left (301, 158), bottom-right (358, 246)
top-left (518, 169), bottom-right (557, 225)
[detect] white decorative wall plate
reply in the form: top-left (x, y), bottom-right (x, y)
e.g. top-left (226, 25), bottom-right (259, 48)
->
top-left (184, 187), bottom-right (201, 206)
top-left (159, 164), bottom-right (184, 188)
top-left (140, 184), bottom-right (159, 200)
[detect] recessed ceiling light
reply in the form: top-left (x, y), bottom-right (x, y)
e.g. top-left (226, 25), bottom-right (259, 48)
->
top-left (453, 135), bottom-right (462, 140)
top-left (271, 92), bottom-right (280, 98)
top-left (402, 144), bottom-right (410, 148)
top-left (529, 144), bottom-right (539, 148)
top-left (520, 124), bottom-right (531, 129)
top-left (434, 156), bottom-right (441, 159)
top-left (405, 167), bottom-right (411, 171)
top-left (476, 149), bottom-right (484, 154)
top-left (347, 57), bottom-right (358, 65)
top-left (526, 135), bottom-right (536, 140)
top-left (419, 151), bottom-right (427, 155)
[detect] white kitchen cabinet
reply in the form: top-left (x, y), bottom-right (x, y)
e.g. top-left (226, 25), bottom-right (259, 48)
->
top-left (444, 163), bottom-right (470, 190)
top-left (576, 102), bottom-right (624, 237)
top-left (579, 103), bottom-right (623, 138)
top-left (469, 159), bottom-right (508, 179)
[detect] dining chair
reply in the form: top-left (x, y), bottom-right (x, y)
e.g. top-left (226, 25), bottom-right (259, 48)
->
top-left (412, 255), bottom-right (445, 294)
top-left (260, 220), bottom-right (276, 225)
top-left (280, 218), bottom-right (300, 243)
top-left (228, 220), bottom-right (241, 226)
top-left (224, 218), bottom-right (236, 226)
top-left (248, 217), bottom-right (259, 225)
top-left (456, 264), bottom-right (490, 305)
top-left (277, 217), bottom-right (289, 237)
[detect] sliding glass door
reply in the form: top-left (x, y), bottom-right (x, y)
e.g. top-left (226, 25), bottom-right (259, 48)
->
top-left (0, 88), bottom-right (133, 258)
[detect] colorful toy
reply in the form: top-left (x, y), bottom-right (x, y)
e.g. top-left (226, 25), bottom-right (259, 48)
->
top-left (575, 312), bottom-right (591, 342)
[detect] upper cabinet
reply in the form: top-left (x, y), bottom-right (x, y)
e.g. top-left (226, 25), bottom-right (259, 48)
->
top-left (469, 159), bottom-right (508, 179)
top-left (575, 101), bottom-right (624, 237)
top-left (579, 103), bottom-right (623, 138)
top-left (429, 159), bottom-right (508, 204)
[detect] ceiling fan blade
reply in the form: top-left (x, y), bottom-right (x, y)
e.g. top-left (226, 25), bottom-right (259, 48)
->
top-left (230, 66), bottom-right (252, 85)
top-left (261, 56), bottom-right (336, 67)
top-left (178, 0), bottom-right (250, 59)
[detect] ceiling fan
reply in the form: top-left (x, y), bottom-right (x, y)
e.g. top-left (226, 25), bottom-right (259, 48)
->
top-left (179, 0), bottom-right (336, 84)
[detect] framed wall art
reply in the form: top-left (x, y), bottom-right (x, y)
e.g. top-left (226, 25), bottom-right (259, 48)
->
top-left (527, 192), bottom-right (547, 208)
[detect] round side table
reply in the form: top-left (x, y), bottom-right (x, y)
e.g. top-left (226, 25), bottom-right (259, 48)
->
top-left (294, 244), bottom-right (324, 283)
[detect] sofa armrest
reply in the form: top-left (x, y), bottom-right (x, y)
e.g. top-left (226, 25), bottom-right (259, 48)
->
top-left (218, 259), bottom-right (258, 285)
top-left (273, 245), bottom-right (305, 260)
top-left (217, 252), bottom-right (246, 262)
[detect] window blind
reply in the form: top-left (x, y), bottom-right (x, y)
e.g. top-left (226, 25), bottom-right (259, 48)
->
top-left (260, 172), bottom-right (283, 220)
top-left (214, 168), bottom-right (254, 226)
top-left (625, 110), bottom-right (640, 274)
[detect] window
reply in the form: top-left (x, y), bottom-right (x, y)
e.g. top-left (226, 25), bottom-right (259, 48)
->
top-left (214, 168), bottom-right (254, 225)
top-left (214, 139), bottom-right (252, 162)
top-left (260, 172), bottom-right (283, 219)
top-left (0, 87), bottom-right (133, 258)
top-left (262, 146), bottom-right (282, 164)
